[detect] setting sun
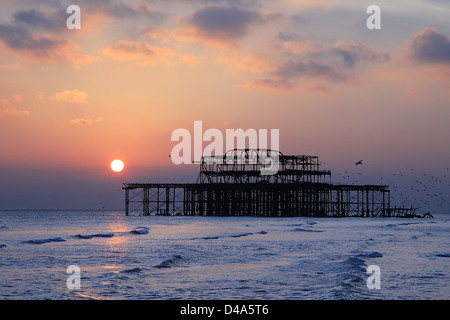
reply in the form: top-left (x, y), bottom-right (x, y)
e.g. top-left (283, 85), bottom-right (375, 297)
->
top-left (110, 159), bottom-right (124, 172)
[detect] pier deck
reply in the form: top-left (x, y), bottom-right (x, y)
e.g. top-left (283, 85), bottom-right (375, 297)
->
top-left (123, 182), bottom-right (393, 217)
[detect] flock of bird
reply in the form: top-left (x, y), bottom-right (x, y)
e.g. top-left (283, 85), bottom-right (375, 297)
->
top-left (332, 160), bottom-right (450, 213)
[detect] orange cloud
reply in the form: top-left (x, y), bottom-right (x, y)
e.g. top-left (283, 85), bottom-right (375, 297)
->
top-left (182, 54), bottom-right (198, 66)
top-left (0, 99), bottom-right (29, 118)
top-left (51, 90), bottom-right (89, 104)
top-left (0, 62), bottom-right (23, 70)
top-left (102, 40), bottom-right (174, 65)
top-left (11, 94), bottom-right (23, 102)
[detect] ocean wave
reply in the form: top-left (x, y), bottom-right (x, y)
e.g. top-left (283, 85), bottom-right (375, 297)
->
top-left (130, 226), bottom-right (150, 235)
top-left (329, 255), bottom-right (368, 299)
top-left (358, 251), bottom-right (383, 258)
top-left (291, 228), bottom-right (323, 233)
top-left (0, 226), bottom-right (9, 231)
top-left (385, 222), bottom-right (423, 228)
top-left (23, 237), bottom-right (66, 244)
top-left (229, 232), bottom-right (253, 238)
top-left (195, 230), bottom-right (267, 240)
top-left (73, 233), bottom-right (114, 239)
top-left (344, 256), bottom-right (366, 270)
top-left (120, 267), bottom-right (143, 273)
top-left (153, 254), bottom-right (184, 269)
top-left (200, 235), bottom-right (220, 240)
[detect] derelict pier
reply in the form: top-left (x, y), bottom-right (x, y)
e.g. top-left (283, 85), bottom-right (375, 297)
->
top-left (123, 149), bottom-right (429, 218)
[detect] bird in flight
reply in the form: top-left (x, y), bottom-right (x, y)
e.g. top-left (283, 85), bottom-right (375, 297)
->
top-left (355, 160), bottom-right (363, 165)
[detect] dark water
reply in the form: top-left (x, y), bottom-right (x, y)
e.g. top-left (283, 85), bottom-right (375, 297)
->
top-left (0, 210), bottom-right (448, 299)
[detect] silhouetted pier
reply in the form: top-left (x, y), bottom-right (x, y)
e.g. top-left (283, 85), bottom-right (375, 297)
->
top-left (123, 149), bottom-right (427, 218)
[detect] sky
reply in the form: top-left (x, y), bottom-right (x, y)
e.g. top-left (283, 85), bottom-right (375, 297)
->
top-left (0, 0), bottom-right (449, 212)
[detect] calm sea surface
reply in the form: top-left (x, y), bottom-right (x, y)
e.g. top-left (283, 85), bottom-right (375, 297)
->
top-left (0, 210), bottom-right (448, 300)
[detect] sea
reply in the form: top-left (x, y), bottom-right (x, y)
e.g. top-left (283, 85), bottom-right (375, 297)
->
top-left (0, 210), bottom-right (448, 300)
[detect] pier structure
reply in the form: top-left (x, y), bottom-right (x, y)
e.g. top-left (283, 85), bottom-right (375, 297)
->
top-left (123, 149), bottom-right (422, 217)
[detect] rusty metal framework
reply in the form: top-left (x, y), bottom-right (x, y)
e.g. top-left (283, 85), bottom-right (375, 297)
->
top-left (123, 149), bottom-right (423, 217)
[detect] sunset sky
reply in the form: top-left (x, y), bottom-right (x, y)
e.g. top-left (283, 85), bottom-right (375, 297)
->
top-left (1, 0), bottom-right (449, 212)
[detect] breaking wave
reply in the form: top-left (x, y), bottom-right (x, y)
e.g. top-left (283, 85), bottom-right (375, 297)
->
top-left (229, 232), bottom-right (253, 238)
top-left (120, 267), bottom-right (143, 273)
top-left (130, 226), bottom-right (150, 235)
top-left (153, 254), bottom-right (185, 269)
top-left (195, 230), bottom-right (267, 240)
top-left (73, 233), bottom-right (114, 239)
top-left (291, 228), bottom-right (323, 232)
top-left (23, 237), bottom-right (66, 244)
top-left (358, 251), bottom-right (383, 258)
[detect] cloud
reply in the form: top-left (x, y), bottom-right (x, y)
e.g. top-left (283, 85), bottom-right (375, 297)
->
top-left (0, 24), bottom-right (96, 66)
top-left (0, 99), bottom-right (29, 118)
top-left (277, 33), bottom-right (324, 56)
top-left (332, 43), bottom-right (390, 68)
top-left (87, 0), bottom-right (166, 21)
top-left (233, 36), bottom-right (389, 92)
top-left (70, 117), bottom-right (102, 127)
top-left (0, 62), bottom-right (23, 70)
top-left (176, 5), bottom-right (282, 46)
top-left (0, 105), bottom-right (30, 118)
top-left (11, 94), bottom-right (23, 102)
top-left (283, 39), bottom-right (324, 56)
top-left (51, 90), bottom-right (89, 104)
top-left (309, 84), bottom-right (329, 94)
top-left (277, 32), bottom-right (390, 68)
top-left (408, 28), bottom-right (450, 64)
top-left (0, 24), bottom-right (69, 58)
top-left (276, 59), bottom-right (350, 82)
top-left (182, 54), bottom-right (198, 66)
top-left (13, 8), bottom-right (65, 31)
top-left (102, 40), bottom-right (174, 65)
top-left (217, 52), bottom-right (278, 74)
top-left (241, 78), bottom-right (294, 91)
top-left (240, 56), bottom-right (353, 92)
top-left (241, 79), bottom-right (331, 93)
top-left (137, 26), bottom-right (173, 44)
